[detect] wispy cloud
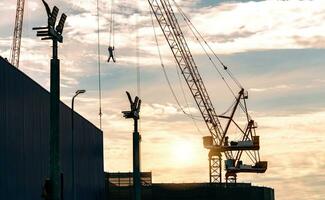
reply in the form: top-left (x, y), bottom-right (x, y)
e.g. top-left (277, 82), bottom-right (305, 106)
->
top-left (249, 84), bottom-right (292, 92)
top-left (189, 0), bottom-right (325, 54)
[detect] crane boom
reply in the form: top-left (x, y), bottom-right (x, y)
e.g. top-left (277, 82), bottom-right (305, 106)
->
top-left (11, 0), bottom-right (25, 68)
top-left (148, 0), bottom-right (228, 182)
top-left (148, 0), bottom-right (223, 144)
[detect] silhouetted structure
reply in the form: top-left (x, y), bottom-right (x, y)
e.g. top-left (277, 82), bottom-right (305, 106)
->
top-left (106, 181), bottom-right (274, 200)
top-left (33, 2), bottom-right (67, 198)
top-left (106, 172), bottom-right (152, 187)
top-left (122, 91), bottom-right (142, 200)
top-left (0, 56), bottom-right (105, 200)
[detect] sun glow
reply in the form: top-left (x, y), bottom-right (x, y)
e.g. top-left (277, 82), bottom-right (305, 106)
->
top-left (171, 141), bottom-right (194, 165)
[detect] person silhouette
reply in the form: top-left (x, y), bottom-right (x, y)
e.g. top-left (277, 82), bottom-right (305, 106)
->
top-left (107, 46), bottom-right (116, 63)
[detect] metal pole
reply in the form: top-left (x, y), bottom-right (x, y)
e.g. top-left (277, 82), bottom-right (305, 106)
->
top-left (33, 2), bottom-right (67, 199)
top-left (71, 95), bottom-right (75, 200)
top-left (219, 155), bottom-right (222, 183)
top-left (50, 39), bottom-right (61, 200)
top-left (208, 154), bottom-right (212, 183)
top-left (133, 118), bottom-right (141, 200)
top-left (70, 90), bottom-right (85, 200)
top-left (122, 91), bottom-right (142, 200)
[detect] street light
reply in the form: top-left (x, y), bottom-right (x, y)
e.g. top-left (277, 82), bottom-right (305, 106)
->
top-left (71, 89), bottom-right (86, 200)
top-left (33, 1), bottom-right (67, 200)
top-left (122, 91), bottom-right (142, 200)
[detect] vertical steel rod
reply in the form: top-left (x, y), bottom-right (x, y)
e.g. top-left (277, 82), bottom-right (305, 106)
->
top-left (71, 96), bottom-right (75, 200)
top-left (50, 39), bottom-right (61, 200)
top-left (133, 118), bottom-right (141, 200)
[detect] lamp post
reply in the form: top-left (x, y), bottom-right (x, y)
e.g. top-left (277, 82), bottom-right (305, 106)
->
top-left (71, 89), bottom-right (86, 200)
top-left (33, 1), bottom-right (67, 200)
top-left (122, 91), bottom-right (142, 200)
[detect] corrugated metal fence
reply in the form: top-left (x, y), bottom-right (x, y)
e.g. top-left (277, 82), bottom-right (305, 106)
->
top-left (0, 57), bottom-right (105, 200)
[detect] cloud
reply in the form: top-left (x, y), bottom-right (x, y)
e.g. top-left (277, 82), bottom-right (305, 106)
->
top-left (293, 35), bottom-right (325, 48)
top-left (249, 84), bottom-right (292, 92)
top-left (188, 0), bottom-right (325, 54)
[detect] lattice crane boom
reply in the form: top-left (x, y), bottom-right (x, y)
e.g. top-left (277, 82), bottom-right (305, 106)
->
top-left (11, 0), bottom-right (25, 68)
top-left (148, 0), bottom-right (228, 182)
top-left (148, 0), bottom-right (223, 144)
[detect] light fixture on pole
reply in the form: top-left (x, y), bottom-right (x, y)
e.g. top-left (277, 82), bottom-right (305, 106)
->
top-left (71, 89), bottom-right (86, 200)
top-left (122, 91), bottom-right (142, 200)
top-left (33, 1), bottom-right (67, 199)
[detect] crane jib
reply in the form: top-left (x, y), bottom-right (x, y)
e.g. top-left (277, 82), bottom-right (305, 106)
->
top-left (148, 0), bottom-right (223, 144)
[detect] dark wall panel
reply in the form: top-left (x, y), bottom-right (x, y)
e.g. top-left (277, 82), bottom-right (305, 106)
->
top-left (0, 57), bottom-right (105, 200)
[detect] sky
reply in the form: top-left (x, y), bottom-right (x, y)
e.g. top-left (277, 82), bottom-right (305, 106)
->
top-left (1, 0), bottom-right (325, 199)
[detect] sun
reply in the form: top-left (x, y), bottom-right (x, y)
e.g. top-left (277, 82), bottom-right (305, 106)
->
top-left (171, 141), bottom-right (194, 165)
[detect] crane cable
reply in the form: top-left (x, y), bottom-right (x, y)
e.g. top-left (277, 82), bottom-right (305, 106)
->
top-left (175, 65), bottom-right (204, 134)
top-left (96, 0), bottom-right (103, 129)
top-left (172, 0), bottom-right (242, 89)
top-left (172, 0), bottom-right (238, 95)
top-left (173, 1), bottom-right (262, 164)
top-left (150, 8), bottom-right (203, 123)
top-left (109, 0), bottom-right (115, 47)
top-left (171, 0), bottom-right (237, 100)
top-left (174, 62), bottom-right (204, 121)
top-left (172, 0), bottom-right (251, 118)
top-left (136, 5), bottom-right (140, 97)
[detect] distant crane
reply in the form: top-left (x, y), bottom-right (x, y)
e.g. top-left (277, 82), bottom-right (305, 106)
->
top-left (10, 0), bottom-right (25, 68)
top-left (148, 0), bottom-right (267, 183)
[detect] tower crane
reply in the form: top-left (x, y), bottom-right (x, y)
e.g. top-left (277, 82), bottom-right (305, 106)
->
top-left (148, 0), bottom-right (267, 183)
top-left (10, 0), bottom-right (25, 68)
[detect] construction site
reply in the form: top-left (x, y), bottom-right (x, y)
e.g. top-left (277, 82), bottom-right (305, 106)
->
top-left (1, 0), bottom-right (276, 200)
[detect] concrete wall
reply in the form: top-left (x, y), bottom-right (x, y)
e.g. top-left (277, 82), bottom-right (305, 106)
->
top-left (0, 57), bottom-right (105, 200)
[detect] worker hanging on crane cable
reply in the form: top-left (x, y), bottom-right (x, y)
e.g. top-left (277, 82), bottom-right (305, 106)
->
top-left (107, 0), bottom-right (116, 63)
top-left (107, 46), bottom-right (116, 62)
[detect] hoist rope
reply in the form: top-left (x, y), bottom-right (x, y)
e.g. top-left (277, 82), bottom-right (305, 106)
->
top-left (150, 8), bottom-right (203, 123)
top-left (96, 0), bottom-right (103, 130)
top-left (172, 0), bottom-right (237, 95)
top-left (172, 0), bottom-right (243, 89)
top-left (219, 99), bottom-right (237, 116)
top-left (172, 0), bottom-right (251, 117)
top-left (136, 6), bottom-right (141, 97)
top-left (109, 0), bottom-right (114, 47)
top-left (168, 1), bottom-right (263, 166)
top-left (175, 63), bottom-right (204, 134)
top-left (173, 59), bottom-right (204, 121)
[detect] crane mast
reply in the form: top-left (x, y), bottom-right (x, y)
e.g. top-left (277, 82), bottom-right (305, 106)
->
top-left (11, 0), bottom-right (25, 68)
top-left (149, 0), bottom-right (267, 183)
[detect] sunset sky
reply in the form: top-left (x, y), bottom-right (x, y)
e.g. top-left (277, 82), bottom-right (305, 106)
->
top-left (1, 0), bottom-right (325, 199)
